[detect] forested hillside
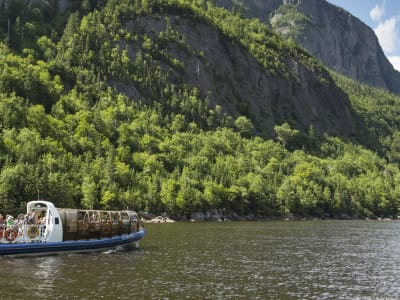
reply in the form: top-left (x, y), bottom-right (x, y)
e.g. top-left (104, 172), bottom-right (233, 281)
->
top-left (1, 0), bottom-right (400, 220)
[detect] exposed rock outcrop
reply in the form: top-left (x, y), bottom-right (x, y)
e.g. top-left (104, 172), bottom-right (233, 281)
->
top-left (143, 216), bottom-right (176, 224)
top-left (120, 14), bottom-right (357, 136)
top-left (0, 0), bottom-right (365, 137)
top-left (213, 0), bottom-right (400, 95)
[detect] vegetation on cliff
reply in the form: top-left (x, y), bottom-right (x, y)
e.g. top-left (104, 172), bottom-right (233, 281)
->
top-left (1, 0), bottom-right (400, 219)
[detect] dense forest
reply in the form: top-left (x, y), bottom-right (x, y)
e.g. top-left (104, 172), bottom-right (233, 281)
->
top-left (1, 0), bottom-right (400, 220)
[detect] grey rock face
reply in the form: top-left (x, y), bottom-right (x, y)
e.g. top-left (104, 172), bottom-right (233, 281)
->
top-left (295, 0), bottom-right (400, 94)
top-left (213, 0), bottom-right (400, 95)
top-left (122, 14), bottom-right (356, 137)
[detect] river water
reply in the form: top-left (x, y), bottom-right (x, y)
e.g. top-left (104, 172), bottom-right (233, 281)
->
top-left (1, 220), bottom-right (400, 299)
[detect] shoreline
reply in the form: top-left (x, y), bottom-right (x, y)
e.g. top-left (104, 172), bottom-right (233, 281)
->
top-left (141, 214), bottom-right (397, 224)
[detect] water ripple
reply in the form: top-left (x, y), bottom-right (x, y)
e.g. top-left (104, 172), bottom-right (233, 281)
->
top-left (2, 221), bottom-right (400, 299)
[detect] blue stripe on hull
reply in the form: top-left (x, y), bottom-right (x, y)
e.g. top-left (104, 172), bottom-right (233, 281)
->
top-left (0, 229), bottom-right (145, 256)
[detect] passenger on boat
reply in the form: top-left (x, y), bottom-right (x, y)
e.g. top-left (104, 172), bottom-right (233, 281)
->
top-left (0, 214), bottom-right (3, 239)
top-left (28, 211), bottom-right (37, 224)
top-left (41, 215), bottom-right (47, 225)
top-left (6, 215), bottom-right (14, 227)
top-left (0, 214), bottom-right (4, 236)
top-left (17, 214), bottom-right (25, 225)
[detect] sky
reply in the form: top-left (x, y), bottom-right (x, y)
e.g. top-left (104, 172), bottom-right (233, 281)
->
top-left (327, 0), bottom-right (400, 71)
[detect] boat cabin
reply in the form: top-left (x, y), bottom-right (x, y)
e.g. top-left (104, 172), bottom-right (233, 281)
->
top-left (0, 201), bottom-right (63, 243)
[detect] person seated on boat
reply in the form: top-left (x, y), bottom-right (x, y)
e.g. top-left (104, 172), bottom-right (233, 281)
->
top-left (41, 215), bottom-right (47, 225)
top-left (0, 214), bottom-right (4, 230)
top-left (28, 211), bottom-right (37, 225)
top-left (6, 215), bottom-right (14, 227)
top-left (17, 214), bottom-right (25, 225)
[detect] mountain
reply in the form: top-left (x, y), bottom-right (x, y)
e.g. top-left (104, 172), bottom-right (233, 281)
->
top-left (0, 0), bottom-right (357, 137)
top-left (1, 0), bottom-right (400, 219)
top-left (116, 8), bottom-right (356, 137)
top-left (4, 0), bottom-right (397, 95)
top-left (212, 0), bottom-right (400, 95)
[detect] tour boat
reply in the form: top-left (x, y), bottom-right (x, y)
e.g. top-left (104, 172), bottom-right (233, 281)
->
top-left (0, 200), bottom-right (145, 256)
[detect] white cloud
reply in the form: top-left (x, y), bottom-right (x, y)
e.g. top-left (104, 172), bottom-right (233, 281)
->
top-left (370, 1), bottom-right (385, 22)
top-left (388, 56), bottom-right (400, 71)
top-left (374, 16), bottom-right (399, 53)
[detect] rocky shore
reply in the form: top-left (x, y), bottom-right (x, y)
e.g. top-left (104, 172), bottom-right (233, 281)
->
top-left (140, 210), bottom-right (397, 223)
top-left (143, 215), bottom-right (176, 224)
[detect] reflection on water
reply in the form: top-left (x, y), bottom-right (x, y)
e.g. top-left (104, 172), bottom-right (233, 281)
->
top-left (1, 221), bottom-right (400, 299)
top-left (35, 257), bottom-right (61, 294)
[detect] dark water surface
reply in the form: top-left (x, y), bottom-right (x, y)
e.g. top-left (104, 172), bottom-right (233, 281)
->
top-left (2, 220), bottom-right (400, 299)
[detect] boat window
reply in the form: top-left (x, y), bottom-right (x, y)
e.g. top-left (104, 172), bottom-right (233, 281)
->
top-left (55, 217), bottom-right (59, 225)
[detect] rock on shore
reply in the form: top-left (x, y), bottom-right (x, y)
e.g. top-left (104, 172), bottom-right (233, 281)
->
top-left (143, 216), bottom-right (176, 224)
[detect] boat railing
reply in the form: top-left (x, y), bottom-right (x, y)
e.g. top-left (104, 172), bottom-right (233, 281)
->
top-left (0, 222), bottom-right (47, 244)
top-left (58, 208), bottom-right (141, 241)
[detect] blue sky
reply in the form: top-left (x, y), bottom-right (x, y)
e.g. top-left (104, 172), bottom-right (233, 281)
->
top-left (327, 0), bottom-right (400, 71)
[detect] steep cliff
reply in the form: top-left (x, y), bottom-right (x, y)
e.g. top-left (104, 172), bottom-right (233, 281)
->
top-left (2, 0), bottom-right (398, 94)
top-left (0, 0), bottom-right (360, 138)
top-left (115, 11), bottom-right (357, 137)
top-left (213, 0), bottom-right (400, 95)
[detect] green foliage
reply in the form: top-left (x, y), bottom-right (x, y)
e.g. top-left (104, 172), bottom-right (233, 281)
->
top-left (0, 44), bottom-right (63, 110)
top-left (0, 0), bottom-right (399, 220)
top-left (0, 0), bottom-right (67, 53)
top-left (331, 71), bottom-right (400, 158)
